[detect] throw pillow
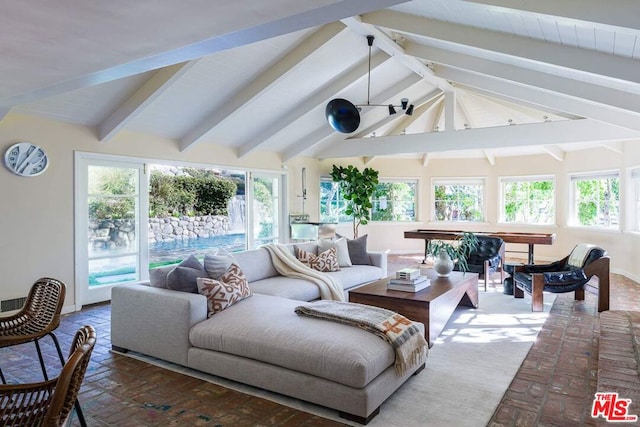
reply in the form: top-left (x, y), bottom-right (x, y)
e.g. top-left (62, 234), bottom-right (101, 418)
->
top-left (346, 234), bottom-right (371, 265)
top-left (166, 254), bottom-right (208, 293)
top-left (204, 248), bottom-right (238, 279)
top-left (295, 247), bottom-right (340, 272)
top-left (197, 263), bottom-right (252, 316)
top-left (318, 237), bottom-right (352, 267)
top-left (148, 264), bottom-right (175, 288)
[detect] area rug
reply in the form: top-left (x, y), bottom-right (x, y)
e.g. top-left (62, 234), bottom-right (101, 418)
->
top-left (113, 289), bottom-right (555, 427)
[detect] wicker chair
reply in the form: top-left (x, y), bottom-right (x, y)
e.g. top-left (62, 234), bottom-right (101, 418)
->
top-left (0, 278), bottom-right (67, 385)
top-left (0, 325), bottom-right (96, 426)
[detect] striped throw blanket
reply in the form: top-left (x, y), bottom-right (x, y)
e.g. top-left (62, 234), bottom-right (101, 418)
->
top-left (295, 301), bottom-right (428, 375)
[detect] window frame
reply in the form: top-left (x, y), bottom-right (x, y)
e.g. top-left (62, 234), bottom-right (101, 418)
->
top-left (319, 176), bottom-right (350, 224)
top-left (568, 170), bottom-right (620, 230)
top-left (431, 177), bottom-right (486, 223)
top-left (627, 166), bottom-right (640, 233)
top-left (498, 174), bottom-right (556, 225)
top-left (371, 178), bottom-right (419, 223)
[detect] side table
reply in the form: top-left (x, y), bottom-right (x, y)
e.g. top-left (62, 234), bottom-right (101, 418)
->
top-left (503, 262), bottom-right (523, 295)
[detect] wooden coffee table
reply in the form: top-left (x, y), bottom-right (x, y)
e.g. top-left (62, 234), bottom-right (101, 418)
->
top-left (348, 269), bottom-right (479, 347)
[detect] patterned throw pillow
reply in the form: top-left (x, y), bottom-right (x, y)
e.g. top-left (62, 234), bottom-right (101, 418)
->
top-left (295, 247), bottom-right (340, 272)
top-left (196, 263), bottom-right (252, 316)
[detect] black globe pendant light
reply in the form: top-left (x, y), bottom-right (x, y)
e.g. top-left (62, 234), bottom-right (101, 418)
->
top-left (325, 35), bottom-right (414, 134)
top-left (325, 98), bottom-right (360, 133)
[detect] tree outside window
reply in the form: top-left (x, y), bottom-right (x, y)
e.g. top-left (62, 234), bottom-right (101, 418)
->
top-left (371, 180), bottom-right (417, 221)
top-left (433, 179), bottom-right (484, 222)
top-left (501, 176), bottom-right (555, 224)
top-left (319, 178), bottom-right (350, 223)
top-left (571, 172), bottom-right (619, 228)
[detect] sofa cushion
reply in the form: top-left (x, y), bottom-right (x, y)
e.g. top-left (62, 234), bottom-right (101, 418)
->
top-left (189, 293), bottom-right (402, 388)
top-left (203, 248), bottom-right (237, 279)
top-left (318, 237), bottom-right (352, 267)
top-left (296, 247), bottom-right (340, 272)
top-left (233, 248), bottom-right (279, 282)
top-left (249, 276), bottom-right (321, 301)
top-left (328, 265), bottom-right (383, 290)
top-left (197, 263), bottom-right (252, 316)
top-left (166, 255), bottom-right (208, 293)
top-left (346, 234), bottom-right (371, 265)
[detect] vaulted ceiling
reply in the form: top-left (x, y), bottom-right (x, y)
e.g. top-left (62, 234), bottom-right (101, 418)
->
top-left (3, 0), bottom-right (640, 164)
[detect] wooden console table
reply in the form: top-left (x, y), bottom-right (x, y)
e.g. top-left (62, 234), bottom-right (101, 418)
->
top-left (404, 229), bottom-right (555, 264)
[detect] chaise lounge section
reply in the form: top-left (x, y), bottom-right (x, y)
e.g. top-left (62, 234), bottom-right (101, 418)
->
top-left (111, 242), bottom-right (426, 424)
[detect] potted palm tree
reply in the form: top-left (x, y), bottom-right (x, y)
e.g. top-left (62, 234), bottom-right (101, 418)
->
top-left (428, 232), bottom-right (479, 277)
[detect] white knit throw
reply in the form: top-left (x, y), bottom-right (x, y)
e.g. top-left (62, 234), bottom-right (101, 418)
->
top-left (263, 244), bottom-right (345, 301)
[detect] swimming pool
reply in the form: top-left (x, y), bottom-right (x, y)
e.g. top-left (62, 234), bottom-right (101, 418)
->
top-left (149, 233), bottom-right (247, 264)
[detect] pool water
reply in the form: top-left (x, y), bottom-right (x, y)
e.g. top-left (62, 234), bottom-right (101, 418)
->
top-left (149, 233), bottom-right (247, 264)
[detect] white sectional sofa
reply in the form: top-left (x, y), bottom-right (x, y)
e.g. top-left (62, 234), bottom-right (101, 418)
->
top-left (111, 241), bottom-right (426, 424)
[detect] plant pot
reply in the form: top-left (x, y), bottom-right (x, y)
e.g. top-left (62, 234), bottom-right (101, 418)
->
top-left (434, 250), bottom-right (454, 277)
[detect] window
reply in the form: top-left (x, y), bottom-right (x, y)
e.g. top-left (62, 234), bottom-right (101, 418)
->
top-left (319, 177), bottom-right (350, 223)
top-left (500, 175), bottom-right (555, 224)
top-left (371, 180), bottom-right (417, 221)
top-left (569, 171), bottom-right (619, 229)
top-left (432, 178), bottom-right (485, 222)
top-left (628, 167), bottom-right (640, 232)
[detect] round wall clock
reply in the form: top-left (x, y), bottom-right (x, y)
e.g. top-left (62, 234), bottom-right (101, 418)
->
top-left (4, 142), bottom-right (49, 177)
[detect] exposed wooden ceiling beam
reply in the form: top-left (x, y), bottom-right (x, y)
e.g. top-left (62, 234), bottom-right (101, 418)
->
top-left (600, 141), bottom-right (625, 154)
top-left (435, 66), bottom-right (640, 133)
top-left (98, 61), bottom-right (198, 142)
top-left (542, 145), bottom-right (565, 161)
top-left (181, 22), bottom-right (346, 151)
top-left (318, 119), bottom-right (640, 158)
top-left (363, 10), bottom-right (640, 88)
top-left (405, 42), bottom-right (640, 118)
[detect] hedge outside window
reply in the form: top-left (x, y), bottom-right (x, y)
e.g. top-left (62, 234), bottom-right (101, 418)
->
top-left (500, 175), bottom-right (555, 225)
top-left (628, 167), bottom-right (640, 232)
top-left (371, 180), bottom-right (417, 221)
top-left (432, 178), bottom-right (485, 222)
top-left (319, 178), bottom-right (350, 223)
top-left (569, 171), bottom-right (619, 229)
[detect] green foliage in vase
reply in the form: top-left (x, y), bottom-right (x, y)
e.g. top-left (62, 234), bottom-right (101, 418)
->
top-left (330, 164), bottom-right (379, 238)
top-left (427, 232), bottom-right (479, 273)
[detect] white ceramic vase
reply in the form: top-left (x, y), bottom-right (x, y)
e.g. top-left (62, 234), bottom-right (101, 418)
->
top-left (434, 250), bottom-right (454, 277)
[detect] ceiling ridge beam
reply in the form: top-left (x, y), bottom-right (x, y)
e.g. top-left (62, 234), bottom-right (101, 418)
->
top-left (464, 0), bottom-right (640, 33)
top-left (318, 119), bottom-right (640, 158)
top-left (98, 60), bottom-right (199, 143)
top-left (282, 74), bottom-right (421, 161)
top-left (341, 16), bottom-right (453, 92)
top-left (364, 10), bottom-right (640, 88)
top-left (237, 51), bottom-right (390, 158)
top-left (180, 22), bottom-right (346, 152)
top-left (435, 66), bottom-right (640, 133)
top-left (405, 42), bottom-right (640, 117)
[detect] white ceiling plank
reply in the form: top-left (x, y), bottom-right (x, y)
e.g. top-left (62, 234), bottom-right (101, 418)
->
top-left (180, 22), bottom-right (345, 151)
top-left (363, 10), bottom-right (640, 86)
top-left (283, 74), bottom-right (421, 161)
top-left (341, 16), bottom-right (453, 92)
top-left (542, 145), bottom-right (565, 161)
top-left (463, 0), bottom-right (640, 33)
top-left (445, 91), bottom-right (456, 131)
top-left (435, 66), bottom-right (640, 133)
top-left (98, 61), bottom-right (199, 142)
top-left (429, 99), bottom-right (445, 132)
top-left (318, 119), bottom-right (640, 158)
top-left (406, 42), bottom-right (640, 117)
top-left (237, 52), bottom-right (390, 158)
top-left (1, 0), bottom-right (407, 108)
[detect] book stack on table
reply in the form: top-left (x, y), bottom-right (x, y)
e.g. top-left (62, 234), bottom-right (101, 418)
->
top-left (388, 268), bottom-right (430, 292)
